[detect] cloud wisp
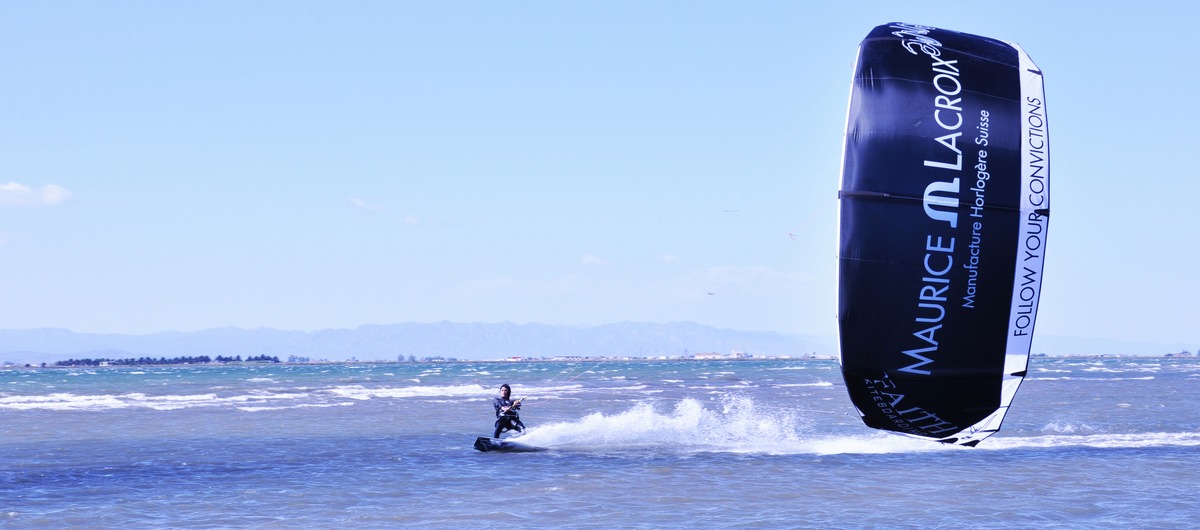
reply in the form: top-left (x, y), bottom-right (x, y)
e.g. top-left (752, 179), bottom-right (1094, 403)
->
top-left (0, 182), bottom-right (72, 207)
top-left (349, 197), bottom-right (385, 212)
top-left (581, 253), bottom-right (612, 266)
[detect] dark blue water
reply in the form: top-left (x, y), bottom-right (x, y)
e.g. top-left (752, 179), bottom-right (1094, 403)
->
top-left (3, 358), bottom-right (1198, 527)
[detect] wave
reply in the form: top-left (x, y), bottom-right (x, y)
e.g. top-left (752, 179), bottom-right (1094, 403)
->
top-left (507, 397), bottom-right (1200, 455)
top-left (327, 384), bottom-right (490, 400)
top-left (774, 381), bottom-right (835, 388)
top-left (0, 382), bottom-right (588, 412)
top-left (981, 432), bottom-right (1200, 450)
top-left (511, 396), bottom-right (811, 454)
top-left (1028, 376), bottom-right (1155, 381)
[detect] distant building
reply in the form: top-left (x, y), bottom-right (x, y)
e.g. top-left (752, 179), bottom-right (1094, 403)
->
top-left (691, 351), bottom-right (753, 360)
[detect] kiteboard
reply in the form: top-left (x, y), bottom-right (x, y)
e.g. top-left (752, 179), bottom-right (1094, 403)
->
top-left (473, 436), bottom-right (547, 453)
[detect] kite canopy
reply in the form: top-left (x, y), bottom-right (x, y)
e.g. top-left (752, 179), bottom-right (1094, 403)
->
top-left (837, 23), bottom-right (1049, 446)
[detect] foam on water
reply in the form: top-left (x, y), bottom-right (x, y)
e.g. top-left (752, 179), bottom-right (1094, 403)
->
top-left (509, 396), bottom-right (934, 455)
top-left (0, 390), bottom-right (315, 411)
top-left (1028, 376), bottom-right (1155, 381)
top-left (982, 431), bottom-right (1200, 450)
top-left (514, 396), bottom-right (810, 453)
top-left (237, 402), bottom-right (353, 412)
top-left (0, 381), bottom-right (592, 411)
top-left (1040, 421), bottom-right (1099, 434)
top-left (328, 383), bottom-right (489, 400)
top-left (510, 395), bottom-right (1200, 456)
top-left (775, 381), bottom-right (834, 388)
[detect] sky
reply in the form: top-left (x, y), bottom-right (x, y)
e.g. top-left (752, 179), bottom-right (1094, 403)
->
top-left (1, 1), bottom-right (1197, 349)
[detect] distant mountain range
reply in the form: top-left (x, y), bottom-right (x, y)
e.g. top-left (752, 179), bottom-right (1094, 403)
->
top-left (0, 322), bottom-right (836, 365)
top-left (1, 322), bottom-right (1189, 365)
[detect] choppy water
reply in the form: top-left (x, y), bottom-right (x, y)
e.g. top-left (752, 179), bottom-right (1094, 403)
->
top-left (3, 357), bottom-right (1198, 528)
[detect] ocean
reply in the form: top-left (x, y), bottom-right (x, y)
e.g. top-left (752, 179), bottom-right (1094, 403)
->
top-left (3, 357), bottom-right (1198, 528)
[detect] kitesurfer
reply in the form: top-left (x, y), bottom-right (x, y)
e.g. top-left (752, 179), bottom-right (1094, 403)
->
top-left (492, 383), bottom-right (525, 438)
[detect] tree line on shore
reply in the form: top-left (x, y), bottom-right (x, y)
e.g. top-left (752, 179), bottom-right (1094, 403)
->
top-left (54, 355), bottom-right (281, 367)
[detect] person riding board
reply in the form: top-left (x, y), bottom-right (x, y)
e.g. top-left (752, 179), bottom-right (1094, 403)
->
top-left (492, 383), bottom-right (525, 438)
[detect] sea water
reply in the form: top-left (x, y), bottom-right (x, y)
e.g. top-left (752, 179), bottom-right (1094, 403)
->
top-left (2, 357), bottom-right (1198, 528)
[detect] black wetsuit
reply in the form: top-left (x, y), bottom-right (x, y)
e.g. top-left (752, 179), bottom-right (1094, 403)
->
top-left (493, 396), bottom-right (524, 438)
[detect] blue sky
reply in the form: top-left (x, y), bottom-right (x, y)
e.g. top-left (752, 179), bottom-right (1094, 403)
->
top-left (1, 2), bottom-right (1197, 349)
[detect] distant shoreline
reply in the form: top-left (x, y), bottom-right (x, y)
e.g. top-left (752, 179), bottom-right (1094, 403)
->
top-left (4, 352), bottom-right (1195, 370)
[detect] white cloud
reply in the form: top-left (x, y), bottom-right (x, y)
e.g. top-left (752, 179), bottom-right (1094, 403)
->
top-left (349, 197), bottom-right (384, 212)
top-left (659, 254), bottom-right (679, 263)
top-left (0, 182), bottom-right (72, 207)
top-left (581, 253), bottom-right (612, 265)
top-left (698, 265), bottom-right (795, 284)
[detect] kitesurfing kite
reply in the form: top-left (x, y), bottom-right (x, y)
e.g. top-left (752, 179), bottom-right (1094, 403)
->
top-left (837, 23), bottom-right (1049, 446)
